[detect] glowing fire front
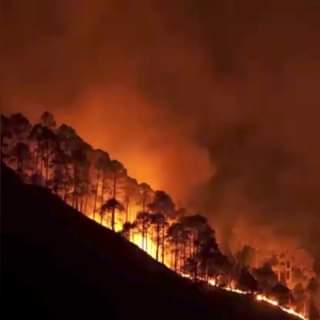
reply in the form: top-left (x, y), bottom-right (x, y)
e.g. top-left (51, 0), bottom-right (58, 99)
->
top-left (73, 211), bottom-right (309, 320)
top-left (180, 273), bottom-right (307, 320)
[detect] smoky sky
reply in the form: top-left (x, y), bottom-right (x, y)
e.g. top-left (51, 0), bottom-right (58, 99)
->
top-left (1, 0), bottom-right (320, 264)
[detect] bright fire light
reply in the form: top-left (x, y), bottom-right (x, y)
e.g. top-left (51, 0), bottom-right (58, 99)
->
top-left (180, 273), bottom-right (307, 320)
top-left (89, 213), bottom-right (308, 320)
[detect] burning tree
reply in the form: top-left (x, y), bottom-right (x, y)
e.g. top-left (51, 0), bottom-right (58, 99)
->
top-left (1, 111), bottom-right (316, 319)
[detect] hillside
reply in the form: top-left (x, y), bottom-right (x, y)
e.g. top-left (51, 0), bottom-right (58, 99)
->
top-left (1, 163), bottom-right (297, 320)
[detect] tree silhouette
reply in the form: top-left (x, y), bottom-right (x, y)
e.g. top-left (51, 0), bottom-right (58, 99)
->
top-left (197, 228), bottom-right (226, 281)
top-left (253, 263), bottom-right (278, 292)
top-left (167, 222), bottom-right (187, 271)
top-left (30, 124), bottom-right (57, 185)
top-left (11, 142), bottom-right (31, 177)
top-left (238, 267), bottom-right (258, 293)
top-left (148, 191), bottom-right (175, 217)
top-left (40, 111), bottom-right (56, 129)
top-left (149, 212), bottom-right (167, 262)
top-left (107, 160), bottom-right (127, 198)
top-left (180, 214), bottom-right (211, 280)
top-left (51, 146), bottom-right (72, 199)
top-left (148, 191), bottom-right (175, 262)
top-left (71, 147), bottom-right (90, 211)
top-left (92, 150), bottom-right (110, 218)
top-left (122, 176), bottom-right (139, 223)
top-left (270, 283), bottom-right (291, 306)
top-left (236, 245), bottom-right (256, 268)
top-left (138, 182), bottom-right (153, 212)
top-left (206, 252), bottom-right (231, 285)
top-left (5, 110), bottom-right (309, 307)
top-left (9, 113), bottom-right (31, 141)
top-left (120, 222), bottom-right (136, 240)
top-left (1, 115), bottom-right (12, 158)
top-left (100, 198), bottom-right (125, 230)
top-left (135, 211), bottom-right (151, 250)
top-left (101, 160), bottom-right (127, 227)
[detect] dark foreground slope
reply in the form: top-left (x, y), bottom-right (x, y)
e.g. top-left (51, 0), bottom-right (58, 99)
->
top-left (1, 164), bottom-right (296, 320)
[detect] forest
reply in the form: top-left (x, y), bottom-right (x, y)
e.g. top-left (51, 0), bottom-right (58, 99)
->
top-left (1, 112), bottom-right (318, 319)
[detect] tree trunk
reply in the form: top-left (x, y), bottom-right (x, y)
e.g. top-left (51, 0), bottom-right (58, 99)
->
top-left (174, 239), bottom-right (178, 271)
top-left (101, 175), bottom-right (106, 207)
top-left (156, 224), bottom-right (160, 261)
top-left (93, 171), bottom-right (100, 218)
top-left (17, 156), bottom-right (22, 175)
top-left (80, 196), bottom-right (84, 213)
top-left (125, 198), bottom-right (129, 223)
top-left (63, 179), bottom-right (68, 202)
top-left (0, 134), bottom-right (4, 156)
top-left (161, 225), bottom-right (165, 263)
top-left (32, 149), bottom-right (36, 175)
top-left (40, 151), bottom-right (44, 181)
top-left (141, 225), bottom-right (145, 250)
top-left (72, 164), bottom-right (78, 208)
top-left (111, 207), bottom-right (116, 231)
top-left (183, 242), bottom-right (186, 272)
top-left (84, 194), bottom-right (88, 214)
top-left (44, 141), bottom-right (49, 186)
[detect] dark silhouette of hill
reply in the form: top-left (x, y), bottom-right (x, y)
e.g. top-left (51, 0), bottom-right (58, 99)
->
top-left (1, 163), bottom-right (297, 320)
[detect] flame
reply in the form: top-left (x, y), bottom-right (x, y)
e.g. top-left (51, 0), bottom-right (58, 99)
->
top-left (82, 206), bottom-right (309, 320)
top-left (180, 273), bottom-right (307, 319)
top-left (131, 232), bottom-right (157, 258)
top-left (255, 294), bottom-right (307, 320)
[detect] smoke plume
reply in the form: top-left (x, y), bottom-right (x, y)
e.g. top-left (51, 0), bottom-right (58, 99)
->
top-left (1, 0), bottom-right (320, 272)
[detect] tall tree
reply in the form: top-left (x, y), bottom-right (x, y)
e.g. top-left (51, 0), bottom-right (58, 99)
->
top-left (167, 222), bottom-right (188, 271)
top-left (40, 111), bottom-right (56, 129)
top-left (122, 177), bottom-right (139, 223)
top-left (149, 212), bottom-right (167, 262)
top-left (71, 147), bottom-right (89, 211)
top-left (30, 124), bottom-right (57, 185)
top-left (103, 160), bottom-right (127, 229)
top-left (180, 214), bottom-right (210, 280)
top-left (9, 113), bottom-right (31, 142)
top-left (1, 115), bottom-right (12, 158)
top-left (100, 198), bottom-right (125, 230)
top-left (92, 150), bottom-right (110, 218)
top-left (51, 146), bottom-right (72, 200)
top-left (135, 211), bottom-right (151, 250)
top-left (138, 183), bottom-right (153, 212)
top-left (11, 142), bottom-right (31, 178)
top-left (148, 190), bottom-right (175, 262)
top-left (236, 245), bottom-right (256, 268)
top-left (238, 267), bottom-right (258, 293)
top-left (120, 222), bottom-right (136, 241)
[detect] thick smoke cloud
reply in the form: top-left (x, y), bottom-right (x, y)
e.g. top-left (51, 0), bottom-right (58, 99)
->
top-left (1, 0), bottom-right (320, 266)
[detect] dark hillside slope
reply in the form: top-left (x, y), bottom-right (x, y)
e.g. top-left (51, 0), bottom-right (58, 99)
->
top-left (1, 164), bottom-right (297, 320)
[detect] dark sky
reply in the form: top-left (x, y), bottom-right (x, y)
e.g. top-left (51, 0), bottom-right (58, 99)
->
top-left (1, 0), bottom-right (320, 264)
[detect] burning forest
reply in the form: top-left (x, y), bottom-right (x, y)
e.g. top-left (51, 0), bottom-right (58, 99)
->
top-left (1, 112), bottom-right (319, 319)
top-left (1, 1), bottom-right (320, 319)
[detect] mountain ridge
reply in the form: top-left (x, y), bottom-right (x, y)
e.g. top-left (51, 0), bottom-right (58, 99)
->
top-left (1, 163), bottom-right (296, 319)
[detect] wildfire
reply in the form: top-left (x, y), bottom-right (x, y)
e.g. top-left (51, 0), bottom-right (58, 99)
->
top-left (181, 272), bottom-right (308, 319)
top-left (209, 276), bottom-right (307, 320)
top-left (255, 294), bottom-right (307, 320)
top-left (91, 211), bottom-right (308, 320)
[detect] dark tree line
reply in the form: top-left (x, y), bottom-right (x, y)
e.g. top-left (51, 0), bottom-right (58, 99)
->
top-left (2, 112), bottom-right (316, 316)
top-left (0, 112), bottom-right (227, 279)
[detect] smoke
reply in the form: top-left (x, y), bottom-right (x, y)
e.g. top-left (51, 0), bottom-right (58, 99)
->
top-left (1, 0), bottom-right (320, 273)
